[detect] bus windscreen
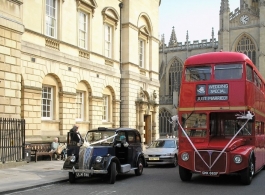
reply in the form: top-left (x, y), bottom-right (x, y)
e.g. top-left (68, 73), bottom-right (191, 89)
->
top-left (185, 66), bottom-right (211, 82)
top-left (214, 64), bottom-right (242, 80)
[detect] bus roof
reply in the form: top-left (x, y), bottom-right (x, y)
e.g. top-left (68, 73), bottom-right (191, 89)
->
top-left (184, 51), bottom-right (252, 65)
top-left (184, 51), bottom-right (265, 88)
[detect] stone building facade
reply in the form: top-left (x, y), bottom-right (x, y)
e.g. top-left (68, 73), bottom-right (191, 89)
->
top-left (0, 0), bottom-right (160, 144)
top-left (159, 0), bottom-right (265, 136)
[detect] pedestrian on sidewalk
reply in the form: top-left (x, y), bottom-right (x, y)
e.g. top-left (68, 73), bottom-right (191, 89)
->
top-left (50, 137), bottom-right (64, 160)
top-left (70, 125), bottom-right (83, 145)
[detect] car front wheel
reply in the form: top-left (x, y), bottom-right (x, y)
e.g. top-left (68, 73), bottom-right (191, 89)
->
top-left (135, 158), bottom-right (144, 176)
top-left (69, 172), bottom-right (76, 183)
top-left (172, 155), bottom-right (178, 167)
top-left (109, 162), bottom-right (117, 184)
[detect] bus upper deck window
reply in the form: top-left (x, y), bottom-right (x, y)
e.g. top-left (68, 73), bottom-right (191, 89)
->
top-left (185, 66), bottom-right (211, 82)
top-left (215, 64), bottom-right (242, 80)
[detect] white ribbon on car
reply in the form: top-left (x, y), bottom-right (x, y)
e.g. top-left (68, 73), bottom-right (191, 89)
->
top-left (83, 134), bottom-right (118, 147)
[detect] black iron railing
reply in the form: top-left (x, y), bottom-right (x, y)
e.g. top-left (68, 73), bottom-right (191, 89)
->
top-left (0, 118), bottom-right (25, 163)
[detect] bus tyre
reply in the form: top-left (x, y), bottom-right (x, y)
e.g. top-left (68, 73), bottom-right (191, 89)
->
top-left (241, 157), bottom-right (254, 185)
top-left (69, 172), bottom-right (76, 183)
top-left (179, 166), bottom-right (192, 181)
top-left (109, 162), bottom-right (117, 184)
top-left (135, 158), bottom-right (144, 176)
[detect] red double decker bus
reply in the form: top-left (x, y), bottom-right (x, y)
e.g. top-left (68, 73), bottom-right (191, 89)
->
top-left (177, 51), bottom-right (265, 185)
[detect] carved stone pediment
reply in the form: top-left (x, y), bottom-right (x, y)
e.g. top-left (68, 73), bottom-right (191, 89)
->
top-left (7, 0), bottom-right (23, 5)
top-left (76, 0), bottom-right (97, 16)
top-left (139, 25), bottom-right (150, 42)
top-left (102, 7), bottom-right (119, 28)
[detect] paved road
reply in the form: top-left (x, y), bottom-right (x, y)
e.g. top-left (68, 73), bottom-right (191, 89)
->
top-left (6, 165), bottom-right (265, 195)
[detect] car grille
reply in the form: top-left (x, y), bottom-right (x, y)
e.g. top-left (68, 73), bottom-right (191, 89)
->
top-left (79, 146), bottom-right (93, 170)
top-left (194, 150), bottom-right (227, 173)
top-left (147, 155), bottom-right (160, 157)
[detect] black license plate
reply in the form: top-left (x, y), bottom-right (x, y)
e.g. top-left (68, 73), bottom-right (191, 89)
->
top-left (201, 171), bottom-right (219, 176)
top-left (76, 172), bottom-right (90, 177)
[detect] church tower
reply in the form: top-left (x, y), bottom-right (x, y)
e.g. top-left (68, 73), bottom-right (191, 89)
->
top-left (168, 26), bottom-right (178, 47)
top-left (218, 0), bottom-right (265, 75)
top-left (259, 1), bottom-right (265, 74)
top-left (218, 0), bottom-right (230, 51)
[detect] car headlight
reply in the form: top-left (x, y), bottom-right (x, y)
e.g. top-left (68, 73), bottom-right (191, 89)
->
top-left (181, 152), bottom-right (189, 161)
top-left (70, 155), bottom-right (76, 162)
top-left (234, 155), bottom-right (242, 164)
top-left (96, 156), bottom-right (103, 163)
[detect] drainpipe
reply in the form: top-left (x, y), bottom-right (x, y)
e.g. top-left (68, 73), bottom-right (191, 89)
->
top-left (119, 2), bottom-right (123, 127)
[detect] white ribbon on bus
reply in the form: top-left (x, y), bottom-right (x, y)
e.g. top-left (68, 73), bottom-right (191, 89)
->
top-left (174, 111), bottom-right (254, 170)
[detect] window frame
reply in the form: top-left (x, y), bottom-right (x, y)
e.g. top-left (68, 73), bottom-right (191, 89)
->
top-left (45, 0), bottom-right (57, 38)
top-left (102, 95), bottom-right (109, 121)
top-left (104, 24), bottom-right (112, 58)
top-left (235, 35), bottom-right (256, 65)
top-left (78, 11), bottom-right (88, 49)
top-left (41, 85), bottom-right (53, 120)
top-left (76, 91), bottom-right (84, 121)
top-left (246, 64), bottom-right (253, 82)
top-left (139, 39), bottom-right (145, 67)
top-left (169, 60), bottom-right (183, 95)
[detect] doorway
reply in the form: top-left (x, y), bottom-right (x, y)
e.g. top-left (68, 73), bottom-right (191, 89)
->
top-left (144, 115), bottom-right (151, 145)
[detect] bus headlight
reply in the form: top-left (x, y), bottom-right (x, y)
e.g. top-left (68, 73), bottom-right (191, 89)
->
top-left (181, 152), bottom-right (189, 161)
top-left (96, 156), bottom-right (103, 163)
top-left (234, 155), bottom-right (242, 164)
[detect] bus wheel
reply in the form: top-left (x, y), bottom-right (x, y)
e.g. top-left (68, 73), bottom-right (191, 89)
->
top-left (179, 166), bottom-right (192, 181)
top-left (241, 157), bottom-right (254, 185)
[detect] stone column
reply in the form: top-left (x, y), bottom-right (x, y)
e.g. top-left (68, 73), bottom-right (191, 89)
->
top-left (112, 100), bottom-right (121, 128)
top-left (90, 96), bottom-right (104, 129)
top-left (152, 105), bottom-right (159, 141)
top-left (0, 0), bottom-right (24, 119)
top-left (22, 86), bottom-right (42, 141)
top-left (59, 91), bottom-right (76, 138)
top-left (259, 3), bottom-right (265, 75)
top-left (139, 104), bottom-right (145, 143)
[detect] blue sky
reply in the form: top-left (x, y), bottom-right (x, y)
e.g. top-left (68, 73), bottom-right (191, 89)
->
top-left (159, 0), bottom-right (239, 44)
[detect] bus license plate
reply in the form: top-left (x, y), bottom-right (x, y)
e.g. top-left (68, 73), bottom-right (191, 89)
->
top-left (201, 171), bottom-right (219, 176)
top-left (149, 157), bottom-right (159, 160)
top-left (76, 172), bottom-right (90, 177)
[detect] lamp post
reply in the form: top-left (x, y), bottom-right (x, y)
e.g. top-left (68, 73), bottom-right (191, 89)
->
top-left (119, 2), bottom-right (123, 127)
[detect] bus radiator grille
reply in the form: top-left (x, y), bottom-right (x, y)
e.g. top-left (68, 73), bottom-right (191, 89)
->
top-left (194, 150), bottom-right (227, 173)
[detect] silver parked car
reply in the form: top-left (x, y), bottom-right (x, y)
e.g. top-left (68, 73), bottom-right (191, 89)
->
top-left (144, 138), bottom-right (178, 167)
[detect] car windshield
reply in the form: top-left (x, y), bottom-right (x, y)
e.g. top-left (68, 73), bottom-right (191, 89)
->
top-left (85, 131), bottom-right (116, 144)
top-left (149, 140), bottom-right (176, 148)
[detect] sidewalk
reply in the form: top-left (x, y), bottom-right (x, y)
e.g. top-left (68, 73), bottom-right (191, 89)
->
top-left (0, 160), bottom-right (68, 194)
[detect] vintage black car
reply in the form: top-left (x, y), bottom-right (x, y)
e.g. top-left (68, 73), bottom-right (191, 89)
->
top-left (62, 127), bottom-right (145, 184)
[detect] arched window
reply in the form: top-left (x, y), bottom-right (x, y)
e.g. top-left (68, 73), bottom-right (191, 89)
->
top-left (102, 7), bottom-right (119, 59)
top-left (235, 35), bottom-right (256, 65)
top-left (159, 109), bottom-right (174, 136)
top-left (169, 59), bottom-right (182, 95)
